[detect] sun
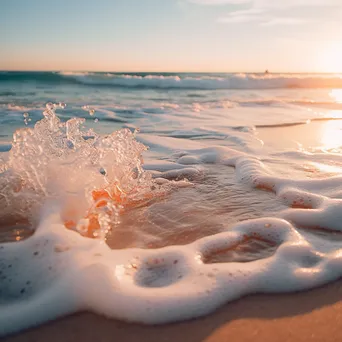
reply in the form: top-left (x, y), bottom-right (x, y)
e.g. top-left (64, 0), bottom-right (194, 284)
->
top-left (320, 43), bottom-right (342, 73)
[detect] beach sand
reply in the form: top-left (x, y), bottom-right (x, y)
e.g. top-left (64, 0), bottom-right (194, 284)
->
top-left (256, 119), bottom-right (342, 152)
top-left (4, 120), bottom-right (342, 341)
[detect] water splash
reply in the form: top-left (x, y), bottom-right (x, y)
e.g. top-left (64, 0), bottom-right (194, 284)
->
top-left (23, 113), bottom-right (31, 125)
top-left (82, 105), bottom-right (95, 116)
top-left (0, 103), bottom-right (167, 239)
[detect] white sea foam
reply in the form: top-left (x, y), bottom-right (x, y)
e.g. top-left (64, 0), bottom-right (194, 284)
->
top-left (2, 188), bottom-right (342, 335)
top-left (58, 72), bottom-right (342, 89)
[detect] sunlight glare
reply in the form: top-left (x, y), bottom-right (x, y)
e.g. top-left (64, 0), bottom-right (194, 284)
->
top-left (321, 120), bottom-right (342, 151)
top-left (330, 89), bottom-right (342, 103)
top-left (311, 162), bottom-right (342, 174)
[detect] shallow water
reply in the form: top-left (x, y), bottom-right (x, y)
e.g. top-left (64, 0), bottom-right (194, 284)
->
top-left (2, 71), bottom-right (342, 336)
top-left (106, 164), bottom-right (285, 250)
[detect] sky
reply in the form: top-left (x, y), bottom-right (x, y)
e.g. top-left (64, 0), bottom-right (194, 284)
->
top-left (1, 0), bottom-right (342, 72)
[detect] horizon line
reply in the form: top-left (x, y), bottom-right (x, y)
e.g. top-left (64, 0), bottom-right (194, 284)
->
top-left (0, 69), bottom-right (340, 74)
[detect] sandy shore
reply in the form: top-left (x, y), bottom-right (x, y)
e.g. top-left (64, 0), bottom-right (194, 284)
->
top-left (257, 119), bottom-right (342, 151)
top-left (4, 278), bottom-right (342, 342)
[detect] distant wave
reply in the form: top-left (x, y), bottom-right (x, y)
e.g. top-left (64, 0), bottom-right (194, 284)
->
top-left (236, 98), bottom-right (342, 109)
top-left (1, 71), bottom-right (342, 90)
top-left (255, 116), bottom-right (342, 129)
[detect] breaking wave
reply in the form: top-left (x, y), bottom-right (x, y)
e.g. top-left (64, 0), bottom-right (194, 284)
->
top-left (1, 71), bottom-right (342, 90)
top-left (0, 103), bottom-right (170, 240)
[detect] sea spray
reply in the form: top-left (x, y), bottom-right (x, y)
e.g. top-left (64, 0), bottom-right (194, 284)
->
top-left (0, 103), bottom-right (168, 239)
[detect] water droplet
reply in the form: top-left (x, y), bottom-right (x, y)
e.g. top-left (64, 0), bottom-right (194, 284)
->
top-left (46, 102), bottom-right (54, 110)
top-left (82, 105), bottom-right (95, 115)
top-left (23, 113), bottom-right (30, 125)
top-left (94, 118), bottom-right (99, 123)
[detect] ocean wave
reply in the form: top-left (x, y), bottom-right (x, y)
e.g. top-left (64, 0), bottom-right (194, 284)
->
top-left (255, 116), bottom-right (342, 129)
top-left (1, 71), bottom-right (342, 90)
top-left (236, 98), bottom-right (342, 109)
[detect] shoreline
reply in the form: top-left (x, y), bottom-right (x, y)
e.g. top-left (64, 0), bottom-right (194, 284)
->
top-left (4, 278), bottom-right (342, 342)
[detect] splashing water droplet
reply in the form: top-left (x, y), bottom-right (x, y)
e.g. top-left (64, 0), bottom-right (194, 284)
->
top-left (23, 113), bottom-right (30, 125)
top-left (82, 105), bottom-right (95, 116)
top-left (46, 102), bottom-right (55, 110)
top-left (94, 118), bottom-right (99, 123)
top-left (3, 103), bottom-right (169, 240)
top-left (133, 128), bottom-right (140, 137)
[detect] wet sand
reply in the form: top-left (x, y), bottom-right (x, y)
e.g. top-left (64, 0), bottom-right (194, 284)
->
top-left (257, 118), bottom-right (342, 151)
top-left (4, 120), bottom-right (342, 341)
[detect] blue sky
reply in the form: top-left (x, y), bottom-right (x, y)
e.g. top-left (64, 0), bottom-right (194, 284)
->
top-left (1, 0), bottom-right (342, 72)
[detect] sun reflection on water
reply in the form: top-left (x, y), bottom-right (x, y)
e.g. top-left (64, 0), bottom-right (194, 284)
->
top-left (311, 162), bottom-right (342, 174)
top-left (320, 120), bottom-right (342, 151)
top-left (330, 89), bottom-right (342, 103)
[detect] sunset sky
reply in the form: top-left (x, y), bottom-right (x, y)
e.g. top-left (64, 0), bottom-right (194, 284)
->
top-left (1, 0), bottom-right (342, 72)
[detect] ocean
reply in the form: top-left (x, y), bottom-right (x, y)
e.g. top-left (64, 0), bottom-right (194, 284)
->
top-left (1, 71), bottom-right (342, 335)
